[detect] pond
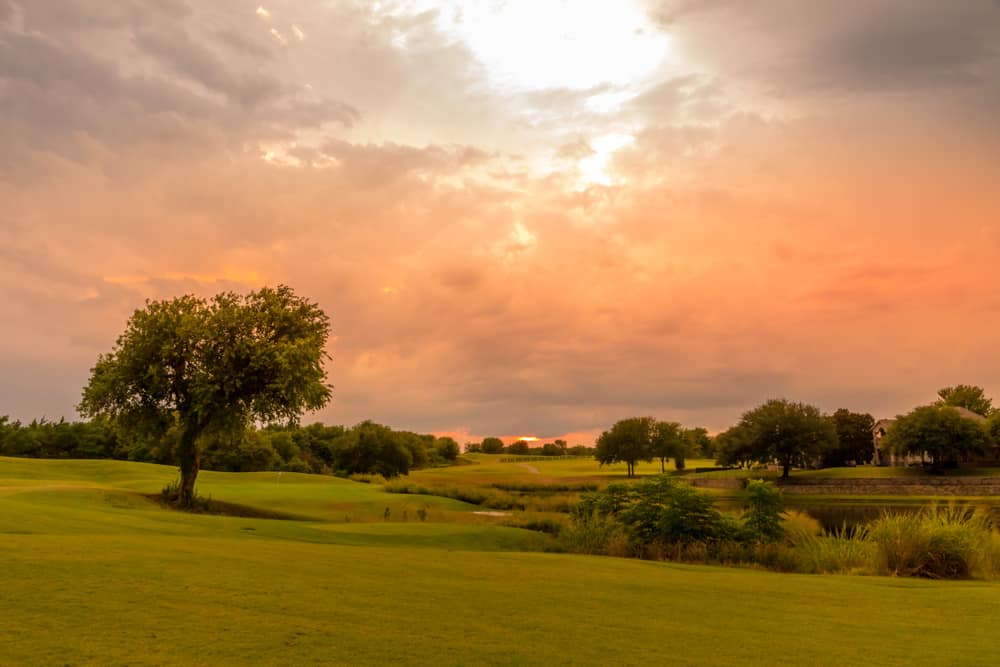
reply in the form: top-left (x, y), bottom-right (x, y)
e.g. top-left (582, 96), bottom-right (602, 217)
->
top-left (784, 499), bottom-right (1000, 533)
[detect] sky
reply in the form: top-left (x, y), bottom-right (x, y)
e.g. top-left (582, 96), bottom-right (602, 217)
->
top-left (2, 0), bottom-right (999, 444)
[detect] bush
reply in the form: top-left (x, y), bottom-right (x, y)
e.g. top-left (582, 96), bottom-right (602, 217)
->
top-left (570, 476), bottom-right (739, 552)
top-left (868, 506), bottom-right (995, 579)
top-left (559, 512), bottom-right (629, 556)
top-left (788, 525), bottom-right (873, 575)
top-left (743, 479), bottom-right (783, 542)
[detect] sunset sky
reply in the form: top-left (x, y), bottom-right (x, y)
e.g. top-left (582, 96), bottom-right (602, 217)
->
top-left (2, 0), bottom-right (999, 444)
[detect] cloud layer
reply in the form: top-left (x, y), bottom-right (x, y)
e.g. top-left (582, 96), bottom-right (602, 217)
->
top-left (2, 0), bottom-right (999, 442)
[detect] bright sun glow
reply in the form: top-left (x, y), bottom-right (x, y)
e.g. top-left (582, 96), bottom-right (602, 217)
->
top-left (436, 0), bottom-right (671, 91)
top-left (514, 436), bottom-right (539, 442)
top-left (577, 132), bottom-right (635, 187)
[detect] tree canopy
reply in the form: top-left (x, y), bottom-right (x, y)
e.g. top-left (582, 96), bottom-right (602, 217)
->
top-left (78, 286), bottom-right (331, 505)
top-left (651, 421), bottom-right (683, 472)
top-left (595, 416), bottom-right (655, 477)
top-left (480, 437), bottom-right (505, 454)
top-left (882, 405), bottom-right (990, 469)
top-left (729, 399), bottom-right (837, 477)
top-left (824, 409), bottom-right (876, 466)
top-left (936, 385), bottom-right (995, 417)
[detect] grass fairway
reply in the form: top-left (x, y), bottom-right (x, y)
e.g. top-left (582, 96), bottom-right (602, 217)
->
top-left (3, 458), bottom-right (1000, 665)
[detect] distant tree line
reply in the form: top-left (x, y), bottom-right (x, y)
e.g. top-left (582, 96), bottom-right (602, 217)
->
top-left (464, 437), bottom-right (594, 457)
top-left (0, 416), bottom-right (458, 478)
top-left (598, 385), bottom-right (1000, 477)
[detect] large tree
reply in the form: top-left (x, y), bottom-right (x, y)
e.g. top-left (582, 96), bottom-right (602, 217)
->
top-left (79, 286), bottom-right (331, 505)
top-left (882, 405), bottom-right (990, 469)
top-left (823, 409), bottom-right (876, 466)
top-left (595, 416), bottom-right (654, 477)
top-left (734, 399), bottom-right (837, 477)
top-left (936, 385), bottom-right (995, 417)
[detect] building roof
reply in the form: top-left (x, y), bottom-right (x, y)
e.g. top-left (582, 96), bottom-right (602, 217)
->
top-left (951, 406), bottom-right (988, 423)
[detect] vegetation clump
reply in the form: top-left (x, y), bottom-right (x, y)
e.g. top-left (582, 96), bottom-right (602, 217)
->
top-left (561, 476), bottom-right (1000, 579)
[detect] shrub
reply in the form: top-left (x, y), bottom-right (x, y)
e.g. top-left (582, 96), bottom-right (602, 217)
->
top-left (570, 476), bottom-right (738, 551)
top-left (559, 512), bottom-right (628, 555)
top-left (743, 479), bottom-right (783, 542)
top-left (781, 509), bottom-right (823, 542)
top-left (349, 472), bottom-right (387, 484)
top-left (788, 525), bottom-right (873, 575)
top-left (868, 506), bottom-right (995, 579)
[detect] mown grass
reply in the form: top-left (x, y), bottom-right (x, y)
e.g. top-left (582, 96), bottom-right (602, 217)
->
top-left (4, 457), bottom-right (1000, 665)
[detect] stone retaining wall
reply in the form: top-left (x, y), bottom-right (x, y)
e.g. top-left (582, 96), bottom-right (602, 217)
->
top-left (689, 476), bottom-right (1000, 495)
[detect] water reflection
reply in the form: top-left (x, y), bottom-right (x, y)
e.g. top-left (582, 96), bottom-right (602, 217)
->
top-left (786, 500), bottom-right (1000, 533)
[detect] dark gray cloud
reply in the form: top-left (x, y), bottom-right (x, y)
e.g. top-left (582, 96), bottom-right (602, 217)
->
top-left (798, 3), bottom-right (999, 91)
top-left (653, 0), bottom-right (1000, 97)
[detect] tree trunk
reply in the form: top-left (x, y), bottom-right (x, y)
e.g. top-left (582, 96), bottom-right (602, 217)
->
top-left (176, 424), bottom-right (202, 507)
top-left (660, 457), bottom-right (666, 473)
top-left (781, 461), bottom-right (791, 478)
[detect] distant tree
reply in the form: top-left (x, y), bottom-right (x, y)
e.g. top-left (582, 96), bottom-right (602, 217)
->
top-left (714, 423), bottom-right (755, 469)
top-left (506, 439), bottom-right (532, 455)
top-left (882, 405), bottom-right (990, 469)
top-left (733, 399), bottom-right (837, 478)
top-left (202, 429), bottom-right (281, 472)
top-left (553, 439), bottom-right (568, 455)
top-left (78, 286), bottom-right (331, 505)
top-left (650, 421), bottom-right (683, 472)
top-left (337, 421), bottom-right (412, 477)
top-left (541, 442), bottom-right (562, 456)
top-left (464, 441), bottom-right (482, 453)
top-left (595, 417), bottom-right (654, 478)
top-left (683, 427), bottom-right (713, 459)
top-left (936, 385), bottom-right (995, 417)
top-left (481, 437), bottom-right (505, 454)
top-left (434, 436), bottom-right (460, 462)
top-left (823, 409), bottom-right (876, 466)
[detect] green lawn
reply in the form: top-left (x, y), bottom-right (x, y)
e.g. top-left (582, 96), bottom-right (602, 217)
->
top-left (3, 457), bottom-right (1000, 665)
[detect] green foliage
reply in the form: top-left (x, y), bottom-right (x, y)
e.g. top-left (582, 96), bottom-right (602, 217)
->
top-left (594, 416), bottom-right (655, 477)
top-left (987, 412), bottom-right (1000, 446)
top-left (1, 412), bottom-right (467, 480)
top-left (729, 399), bottom-right (838, 477)
top-left (786, 525), bottom-right (873, 575)
top-left (572, 476), bottom-right (746, 552)
top-left (558, 511), bottom-right (628, 555)
top-left (654, 482), bottom-right (734, 544)
top-left (824, 409), bottom-right (876, 466)
top-left (434, 436), bottom-right (460, 462)
top-left (506, 439), bottom-right (533, 455)
top-left (650, 420), bottom-right (683, 473)
top-left (683, 427), bottom-right (714, 459)
top-left (480, 437), bottom-right (505, 454)
top-left (78, 286), bottom-right (331, 505)
top-left (0, 417), bottom-right (118, 459)
top-left (936, 384), bottom-right (995, 417)
top-left (743, 479), bottom-right (784, 542)
top-left (882, 405), bottom-right (991, 468)
top-left (867, 506), bottom-right (998, 579)
top-left (336, 421), bottom-right (413, 477)
top-left (714, 423), bottom-right (755, 469)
